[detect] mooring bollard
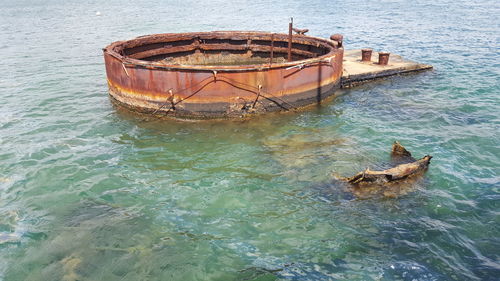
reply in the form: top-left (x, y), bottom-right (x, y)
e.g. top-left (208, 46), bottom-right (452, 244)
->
top-left (330, 34), bottom-right (343, 48)
top-left (378, 52), bottom-right (390, 65)
top-left (361, 49), bottom-right (372, 62)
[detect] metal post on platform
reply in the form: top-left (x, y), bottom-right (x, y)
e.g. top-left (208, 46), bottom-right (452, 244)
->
top-left (270, 33), bottom-right (274, 65)
top-left (288, 18), bottom-right (293, 62)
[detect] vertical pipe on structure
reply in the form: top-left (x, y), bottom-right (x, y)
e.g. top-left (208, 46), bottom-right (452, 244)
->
top-left (288, 18), bottom-right (293, 62)
top-left (269, 33), bottom-right (274, 65)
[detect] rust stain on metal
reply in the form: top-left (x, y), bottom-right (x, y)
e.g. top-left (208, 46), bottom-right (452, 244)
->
top-left (103, 30), bottom-right (344, 119)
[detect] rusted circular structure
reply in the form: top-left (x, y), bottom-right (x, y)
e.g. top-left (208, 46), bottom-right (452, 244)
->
top-left (103, 31), bottom-right (343, 119)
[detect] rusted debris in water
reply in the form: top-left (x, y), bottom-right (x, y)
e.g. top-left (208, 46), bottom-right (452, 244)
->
top-left (339, 142), bottom-right (432, 186)
top-left (103, 26), bottom-right (432, 119)
top-left (344, 155), bottom-right (432, 185)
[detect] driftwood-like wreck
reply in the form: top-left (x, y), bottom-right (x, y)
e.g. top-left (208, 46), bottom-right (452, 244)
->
top-left (341, 141), bottom-right (432, 186)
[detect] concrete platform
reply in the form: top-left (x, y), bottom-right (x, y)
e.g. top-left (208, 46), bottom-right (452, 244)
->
top-left (341, 49), bottom-right (433, 88)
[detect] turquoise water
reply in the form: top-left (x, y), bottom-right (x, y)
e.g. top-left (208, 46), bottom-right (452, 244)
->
top-left (0, 0), bottom-right (499, 280)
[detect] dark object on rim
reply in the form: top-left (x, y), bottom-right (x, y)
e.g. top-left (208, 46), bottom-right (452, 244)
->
top-left (103, 31), bottom-right (343, 119)
top-left (329, 34), bottom-right (343, 48)
top-left (391, 141), bottom-right (413, 160)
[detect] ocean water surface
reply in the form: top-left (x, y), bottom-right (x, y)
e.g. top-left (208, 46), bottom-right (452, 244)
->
top-left (0, 0), bottom-right (499, 280)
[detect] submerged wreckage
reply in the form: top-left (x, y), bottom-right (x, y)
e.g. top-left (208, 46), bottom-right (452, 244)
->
top-left (103, 23), bottom-right (431, 119)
